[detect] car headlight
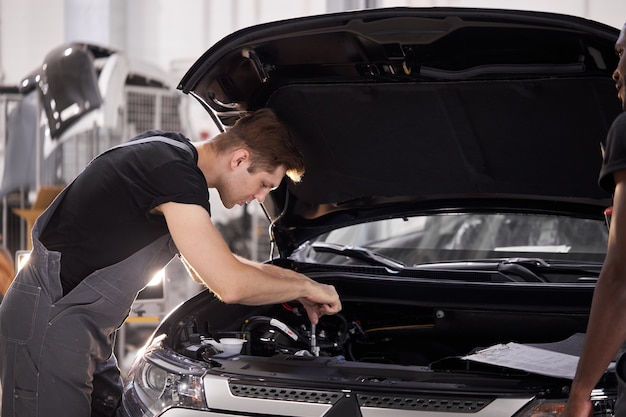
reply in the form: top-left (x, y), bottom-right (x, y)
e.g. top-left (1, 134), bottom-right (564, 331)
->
top-left (514, 390), bottom-right (616, 417)
top-left (122, 335), bottom-right (209, 416)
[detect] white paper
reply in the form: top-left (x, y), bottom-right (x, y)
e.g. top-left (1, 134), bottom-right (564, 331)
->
top-left (462, 342), bottom-right (580, 379)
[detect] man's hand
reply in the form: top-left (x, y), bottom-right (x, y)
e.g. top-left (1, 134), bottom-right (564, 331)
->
top-left (298, 283), bottom-right (341, 324)
top-left (561, 395), bottom-right (593, 417)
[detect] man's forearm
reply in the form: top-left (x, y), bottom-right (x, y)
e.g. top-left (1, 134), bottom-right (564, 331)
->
top-left (566, 248), bottom-right (626, 416)
top-left (234, 254), bottom-right (307, 281)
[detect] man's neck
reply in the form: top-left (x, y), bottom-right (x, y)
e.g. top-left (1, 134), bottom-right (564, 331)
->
top-left (194, 141), bottom-right (219, 187)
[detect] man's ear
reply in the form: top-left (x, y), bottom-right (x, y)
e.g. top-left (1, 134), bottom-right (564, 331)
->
top-left (230, 148), bottom-right (250, 169)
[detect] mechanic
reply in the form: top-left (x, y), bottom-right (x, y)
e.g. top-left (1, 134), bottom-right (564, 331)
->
top-left (0, 108), bottom-right (342, 417)
top-left (563, 22), bottom-right (626, 417)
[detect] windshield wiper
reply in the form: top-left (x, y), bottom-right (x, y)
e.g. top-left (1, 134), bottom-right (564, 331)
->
top-left (500, 257), bottom-right (604, 282)
top-left (409, 258), bottom-right (601, 283)
top-left (497, 258), bottom-right (549, 282)
top-left (406, 258), bottom-right (547, 282)
top-left (308, 242), bottom-right (406, 271)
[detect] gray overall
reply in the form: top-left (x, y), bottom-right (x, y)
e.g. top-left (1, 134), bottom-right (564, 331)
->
top-left (0, 137), bottom-right (192, 417)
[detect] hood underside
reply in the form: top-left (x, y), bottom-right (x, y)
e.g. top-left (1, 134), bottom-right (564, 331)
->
top-left (268, 77), bottom-right (616, 203)
top-left (179, 7), bottom-right (622, 247)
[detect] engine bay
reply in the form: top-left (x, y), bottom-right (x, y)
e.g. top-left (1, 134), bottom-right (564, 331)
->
top-left (169, 296), bottom-right (590, 367)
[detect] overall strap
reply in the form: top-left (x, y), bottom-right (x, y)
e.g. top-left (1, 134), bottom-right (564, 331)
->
top-left (113, 135), bottom-right (195, 157)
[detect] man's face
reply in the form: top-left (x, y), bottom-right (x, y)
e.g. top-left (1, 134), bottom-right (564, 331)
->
top-left (217, 159), bottom-right (286, 209)
top-left (615, 24), bottom-right (626, 110)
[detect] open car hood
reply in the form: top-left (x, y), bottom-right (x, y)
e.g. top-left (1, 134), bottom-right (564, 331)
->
top-left (178, 7), bottom-right (622, 255)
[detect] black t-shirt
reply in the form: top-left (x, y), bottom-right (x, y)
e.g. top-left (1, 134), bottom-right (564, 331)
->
top-left (39, 130), bottom-right (211, 294)
top-left (599, 112), bottom-right (626, 194)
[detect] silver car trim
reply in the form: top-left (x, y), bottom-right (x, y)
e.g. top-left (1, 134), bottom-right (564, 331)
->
top-left (204, 375), bottom-right (331, 416)
top-left (203, 373), bottom-right (533, 416)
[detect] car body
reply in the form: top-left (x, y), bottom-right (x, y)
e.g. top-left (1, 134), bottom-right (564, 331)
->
top-left (120, 7), bottom-right (623, 417)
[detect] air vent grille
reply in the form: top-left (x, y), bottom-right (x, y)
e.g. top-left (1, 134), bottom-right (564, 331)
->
top-left (230, 383), bottom-right (342, 404)
top-left (358, 393), bottom-right (491, 412)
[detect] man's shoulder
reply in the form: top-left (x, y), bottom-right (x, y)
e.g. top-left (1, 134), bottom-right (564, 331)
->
top-left (132, 130), bottom-right (190, 143)
top-left (122, 130), bottom-right (196, 159)
top-left (611, 112), bottom-right (626, 130)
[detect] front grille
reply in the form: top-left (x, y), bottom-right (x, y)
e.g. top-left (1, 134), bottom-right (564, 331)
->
top-left (230, 383), bottom-right (342, 404)
top-left (358, 393), bottom-right (491, 413)
top-left (230, 382), bottom-right (492, 413)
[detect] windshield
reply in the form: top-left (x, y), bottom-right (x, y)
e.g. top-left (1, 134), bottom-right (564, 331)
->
top-left (292, 213), bottom-right (608, 268)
